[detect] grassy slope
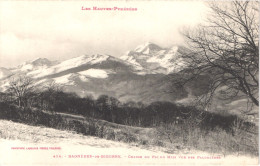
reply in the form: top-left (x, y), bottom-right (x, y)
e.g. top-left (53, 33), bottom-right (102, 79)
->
top-left (0, 119), bottom-right (258, 166)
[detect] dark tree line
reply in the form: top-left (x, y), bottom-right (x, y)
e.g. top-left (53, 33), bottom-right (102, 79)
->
top-left (0, 84), bottom-right (252, 132)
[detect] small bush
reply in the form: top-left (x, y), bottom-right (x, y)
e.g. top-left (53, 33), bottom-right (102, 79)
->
top-left (105, 129), bottom-right (116, 140)
top-left (140, 140), bottom-right (148, 145)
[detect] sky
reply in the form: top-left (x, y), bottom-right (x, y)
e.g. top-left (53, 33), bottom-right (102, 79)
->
top-left (0, 1), bottom-right (208, 68)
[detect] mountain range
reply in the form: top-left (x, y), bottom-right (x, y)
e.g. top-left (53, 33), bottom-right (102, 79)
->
top-left (0, 42), bottom-right (257, 116)
top-left (0, 42), bottom-right (191, 100)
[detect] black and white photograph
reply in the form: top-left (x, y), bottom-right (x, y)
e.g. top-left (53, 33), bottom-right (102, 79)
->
top-left (0, 1), bottom-right (259, 165)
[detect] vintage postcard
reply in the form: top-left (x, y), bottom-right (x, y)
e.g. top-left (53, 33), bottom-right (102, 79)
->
top-left (0, 0), bottom-right (259, 165)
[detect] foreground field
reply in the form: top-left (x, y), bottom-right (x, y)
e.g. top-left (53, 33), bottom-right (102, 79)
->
top-left (0, 120), bottom-right (258, 166)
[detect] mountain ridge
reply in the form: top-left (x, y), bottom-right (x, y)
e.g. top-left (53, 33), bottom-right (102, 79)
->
top-left (0, 42), bottom-right (192, 104)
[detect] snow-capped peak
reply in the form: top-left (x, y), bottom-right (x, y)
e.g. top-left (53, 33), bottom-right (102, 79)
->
top-left (30, 58), bottom-right (52, 66)
top-left (19, 58), bottom-right (52, 67)
top-left (120, 43), bottom-right (190, 74)
top-left (17, 58), bottom-right (54, 72)
top-left (134, 42), bottom-right (162, 54)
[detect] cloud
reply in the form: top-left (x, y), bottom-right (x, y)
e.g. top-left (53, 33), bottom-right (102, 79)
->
top-left (0, 1), bottom-right (207, 68)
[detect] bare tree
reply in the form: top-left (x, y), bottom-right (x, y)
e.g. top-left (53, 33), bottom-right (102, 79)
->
top-left (8, 76), bottom-right (34, 107)
top-left (180, 1), bottom-right (259, 114)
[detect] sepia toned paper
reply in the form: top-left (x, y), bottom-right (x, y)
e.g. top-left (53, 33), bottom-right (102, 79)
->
top-left (0, 0), bottom-right (259, 165)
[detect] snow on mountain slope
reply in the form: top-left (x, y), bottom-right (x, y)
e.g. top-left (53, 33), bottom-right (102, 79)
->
top-left (18, 58), bottom-right (54, 72)
top-left (30, 58), bottom-right (53, 66)
top-left (33, 78), bottom-right (49, 86)
top-left (0, 81), bottom-right (10, 91)
top-left (27, 54), bottom-right (110, 78)
top-left (146, 46), bottom-right (187, 73)
top-left (36, 68), bottom-right (111, 86)
top-left (20, 64), bottom-right (34, 71)
top-left (120, 53), bottom-right (144, 71)
top-left (0, 67), bottom-right (12, 79)
top-left (78, 69), bottom-right (109, 78)
top-left (121, 43), bottom-right (189, 74)
top-left (78, 75), bottom-right (89, 82)
top-left (53, 73), bottom-right (76, 85)
top-left (27, 66), bottom-right (54, 78)
top-left (57, 54), bottom-right (109, 71)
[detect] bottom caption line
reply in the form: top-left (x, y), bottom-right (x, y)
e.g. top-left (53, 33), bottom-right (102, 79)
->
top-left (53, 155), bottom-right (221, 160)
